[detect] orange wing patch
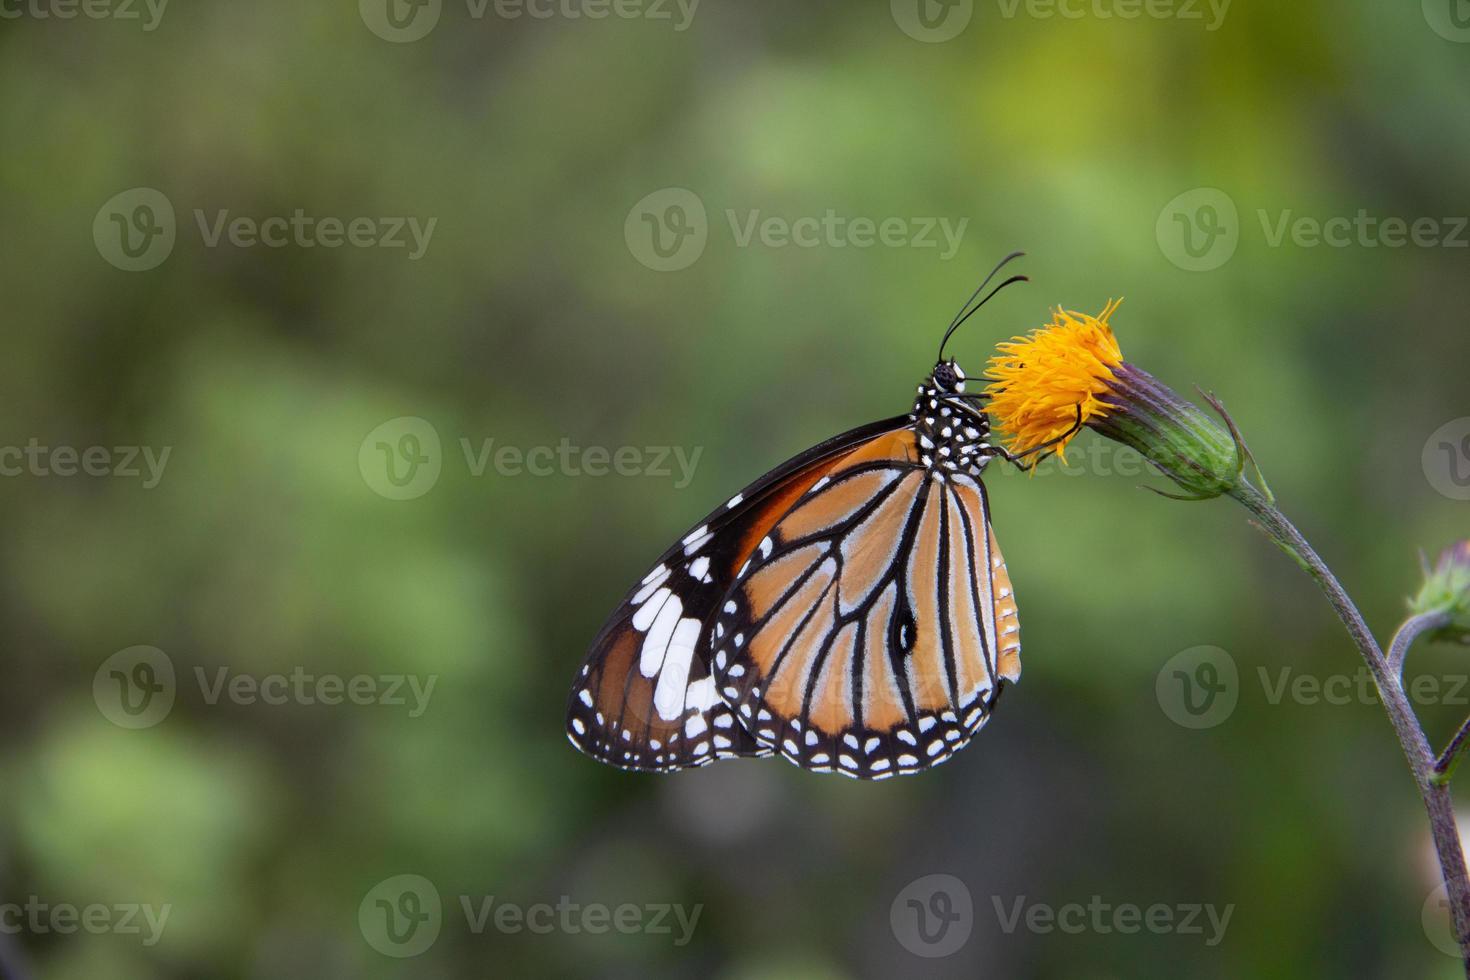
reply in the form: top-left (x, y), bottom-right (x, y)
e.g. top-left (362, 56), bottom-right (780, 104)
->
top-left (711, 446), bottom-right (1017, 780)
top-left (989, 526), bottom-right (1022, 682)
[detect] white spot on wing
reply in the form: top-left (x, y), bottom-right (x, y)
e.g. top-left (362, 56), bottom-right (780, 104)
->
top-left (640, 596), bottom-right (684, 676)
top-left (685, 675), bottom-right (718, 712)
top-left (631, 587), bottom-right (671, 633)
top-left (653, 618), bottom-right (701, 719)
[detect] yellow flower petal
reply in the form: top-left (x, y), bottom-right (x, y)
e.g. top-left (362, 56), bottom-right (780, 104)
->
top-left (983, 300), bottom-right (1125, 459)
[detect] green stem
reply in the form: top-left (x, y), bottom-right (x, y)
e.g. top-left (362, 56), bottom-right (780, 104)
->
top-left (1231, 482), bottom-right (1470, 975)
top-left (1393, 611), bottom-right (1455, 678)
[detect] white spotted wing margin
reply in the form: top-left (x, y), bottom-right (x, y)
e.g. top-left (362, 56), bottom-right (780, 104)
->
top-left (565, 416), bottom-right (911, 774)
top-left (708, 450), bottom-right (1022, 781)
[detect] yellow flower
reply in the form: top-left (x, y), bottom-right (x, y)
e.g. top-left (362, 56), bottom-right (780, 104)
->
top-left (983, 300), bottom-right (1125, 459)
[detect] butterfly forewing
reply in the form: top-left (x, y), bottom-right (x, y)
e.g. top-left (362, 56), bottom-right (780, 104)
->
top-left (565, 417), bottom-right (910, 773)
top-left (708, 430), bottom-right (1021, 779)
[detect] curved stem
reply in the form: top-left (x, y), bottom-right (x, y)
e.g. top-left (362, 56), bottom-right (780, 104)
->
top-left (1392, 611), bottom-right (1454, 677)
top-left (1231, 483), bottom-right (1470, 974)
top-left (1438, 718), bottom-right (1470, 784)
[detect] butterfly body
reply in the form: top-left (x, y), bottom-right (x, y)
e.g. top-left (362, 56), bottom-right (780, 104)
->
top-left (566, 357), bottom-right (1023, 780)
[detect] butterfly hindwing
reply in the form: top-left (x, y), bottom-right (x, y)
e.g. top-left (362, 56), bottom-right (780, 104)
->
top-left (708, 430), bottom-right (1021, 779)
top-left (565, 417), bottom-right (911, 773)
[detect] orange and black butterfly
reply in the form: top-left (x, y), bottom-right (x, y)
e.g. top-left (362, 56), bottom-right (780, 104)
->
top-left (566, 254), bottom-right (1069, 779)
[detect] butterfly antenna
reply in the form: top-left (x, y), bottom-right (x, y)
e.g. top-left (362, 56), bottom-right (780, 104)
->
top-left (938, 272), bottom-right (1029, 361)
top-left (938, 251), bottom-right (1027, 360)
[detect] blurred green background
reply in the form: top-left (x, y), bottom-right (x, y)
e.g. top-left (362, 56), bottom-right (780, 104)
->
top-left (1, 1), bottom-right (1467, 977)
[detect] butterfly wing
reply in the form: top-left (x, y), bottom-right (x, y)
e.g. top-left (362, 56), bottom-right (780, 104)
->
top-left (709, 431), bottom-right (1021, 779)
top-left (566, 416), bottom-right (912, 773)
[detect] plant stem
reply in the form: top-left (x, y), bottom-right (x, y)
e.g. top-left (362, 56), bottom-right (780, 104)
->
top-left (1437, 716), bottom-right (1470, 782)
top-left (1231, 482), bottom-right (1470, 974)
top-left (1392, 611), bottom-right (1454, 677)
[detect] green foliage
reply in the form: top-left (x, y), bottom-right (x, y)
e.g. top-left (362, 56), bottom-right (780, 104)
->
top-left (0, 3), bottom-right (1466, 978)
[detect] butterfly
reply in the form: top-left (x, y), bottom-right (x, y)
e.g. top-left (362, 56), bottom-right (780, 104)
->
top-left (566, 254), bottom-right (1073, 779)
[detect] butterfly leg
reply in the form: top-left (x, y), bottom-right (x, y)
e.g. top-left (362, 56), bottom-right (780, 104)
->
top-left (993, 405), bottom-right (1084, 470)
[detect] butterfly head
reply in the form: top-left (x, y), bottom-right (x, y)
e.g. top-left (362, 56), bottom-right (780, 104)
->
top-left (930, 358), bottom-right (966, 394)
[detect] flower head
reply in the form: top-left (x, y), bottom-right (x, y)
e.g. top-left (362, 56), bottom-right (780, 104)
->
top-left (1410, 541), bottom-right (1470, 644)
top-left (983, 300), bottom-right (1124, 460)
top-left (984, 300), bottom-right (1249, 501)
